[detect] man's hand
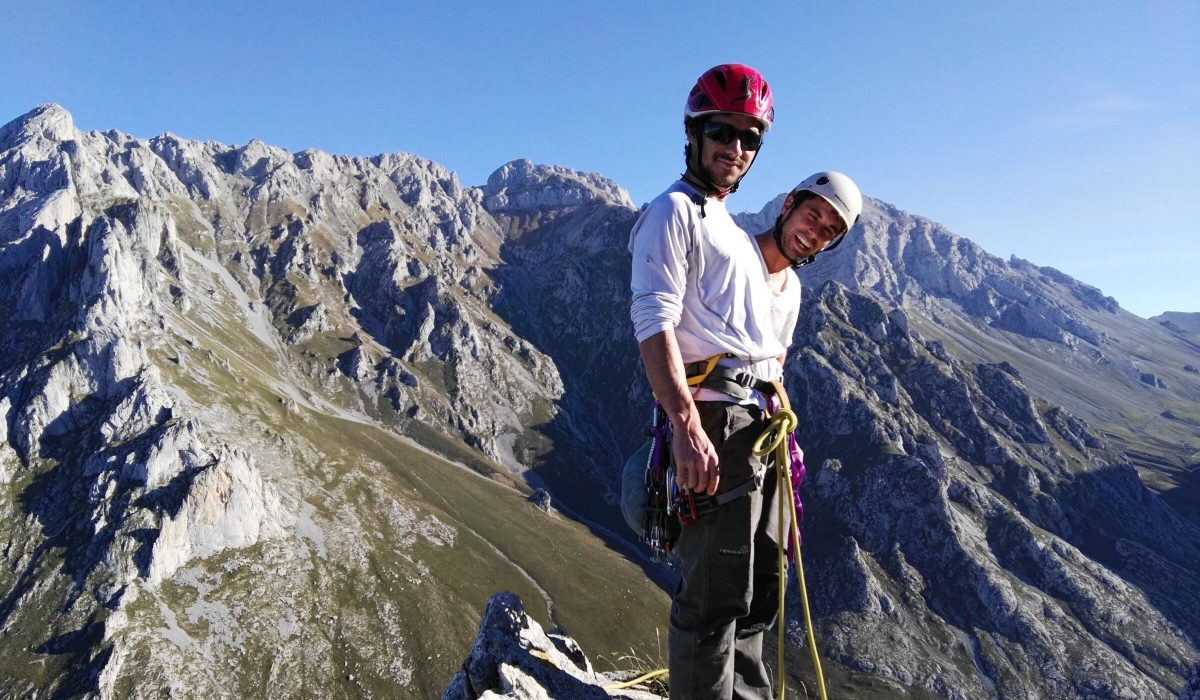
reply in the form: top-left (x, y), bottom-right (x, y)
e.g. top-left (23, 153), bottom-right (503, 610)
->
top-left (637, 331), bottom-right (721, 495)
top-left (673, 413), bottom-right (720, 496)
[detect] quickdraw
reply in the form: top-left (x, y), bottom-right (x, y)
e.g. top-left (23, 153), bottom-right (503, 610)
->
top-left (640, 403), bottom-right (680, 560)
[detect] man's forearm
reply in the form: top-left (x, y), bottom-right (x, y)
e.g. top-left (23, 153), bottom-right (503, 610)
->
top-left (639, 330), bottom-right (721, 494)
top-left (638, 330), bottom-right (696, 427)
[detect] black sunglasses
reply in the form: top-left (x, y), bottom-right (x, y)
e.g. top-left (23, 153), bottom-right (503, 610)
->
top-left (701, 121), bottom-right (763, 151)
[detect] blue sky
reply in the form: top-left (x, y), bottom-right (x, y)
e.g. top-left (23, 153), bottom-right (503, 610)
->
top-left (2, 1), bottom-right (1197, 317)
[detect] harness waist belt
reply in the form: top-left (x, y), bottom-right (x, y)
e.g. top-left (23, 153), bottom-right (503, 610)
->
top-left (684, 362), bottom-right (776, 402)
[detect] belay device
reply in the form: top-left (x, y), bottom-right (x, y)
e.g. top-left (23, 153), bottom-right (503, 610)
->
top-left (620, 402), bottom-right (679, 560)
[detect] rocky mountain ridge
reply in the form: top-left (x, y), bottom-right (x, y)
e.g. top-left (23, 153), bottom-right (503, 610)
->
top-left (1, 104), bottom-right (1197, 698)
top-left (0, 104), bottom-right (666, 698)
top-left (786, 281), bottom-right (1198, 698)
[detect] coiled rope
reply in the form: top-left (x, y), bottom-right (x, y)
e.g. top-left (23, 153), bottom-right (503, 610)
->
top-left (752, 407), bottom-right (828, 700)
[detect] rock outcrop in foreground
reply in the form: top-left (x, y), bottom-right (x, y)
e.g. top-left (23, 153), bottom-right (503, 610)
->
top-left (443, 592), bottom-right (663, 700)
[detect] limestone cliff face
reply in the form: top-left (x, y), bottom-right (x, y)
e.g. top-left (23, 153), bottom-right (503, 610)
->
top-left (3, 104), bottom-right (1198, 699)
top-left (0, 106), bottom-right (302, 695)
top-left (1154, 311), bottom-right (1200, 336)
top-left (0, 106), bottom-right (668, 698)
top-left (788, 283), bottom-right (1198, 699)
top-left (2, 108), bottom-right (289, 579)
top-left (2, 105), bottom-right (565, 476)
top-left (483, 158), bottom-right (633, 214)
top-left (482, 161), bottom-right (647, 520)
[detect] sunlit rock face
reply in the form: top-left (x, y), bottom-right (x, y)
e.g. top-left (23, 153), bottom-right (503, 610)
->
top-left (2, 104), bottom-right (1197, 699)
top-left (442, 592), bottom-right (663, 700)
top-left (0, 105), bottom-right (584, 698)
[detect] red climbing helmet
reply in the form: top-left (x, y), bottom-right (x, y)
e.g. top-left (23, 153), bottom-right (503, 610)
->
top-left (685, 64), bottom-right (774, 132)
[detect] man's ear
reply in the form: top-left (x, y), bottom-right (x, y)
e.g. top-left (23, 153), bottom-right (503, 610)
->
top-left (780, 193), bottom-right (796, 217)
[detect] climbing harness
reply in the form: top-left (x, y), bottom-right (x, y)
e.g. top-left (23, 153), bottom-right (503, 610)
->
top-left (674, 468), bottom-right (765, 526)
top-left (622, 355), bottom-right (766, 552)
top-left (627, 364), bottom-right (772, 557)
top-left (620, 354), bottom-right (828, 699)
top-left (683, 354), bottom-right (781, 403)
top-left (672, 356), bottom-right (792, 528)
top-left (684, 353), bottom-right (729, 387)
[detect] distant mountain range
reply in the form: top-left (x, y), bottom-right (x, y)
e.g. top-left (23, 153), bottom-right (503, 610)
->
top-left (1, 104), bottom-right (1196, 698)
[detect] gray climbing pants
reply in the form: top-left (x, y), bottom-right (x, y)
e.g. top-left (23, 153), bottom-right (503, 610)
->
top-left (669, 401), bottom-right (787, 700)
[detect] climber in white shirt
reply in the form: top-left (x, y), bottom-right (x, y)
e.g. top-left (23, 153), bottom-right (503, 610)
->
top-left (628, 62), bottom-right (864, 699)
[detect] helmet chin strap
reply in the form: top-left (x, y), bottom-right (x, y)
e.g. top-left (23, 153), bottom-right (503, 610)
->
top-left (681, 123), bottom-right (759, 206)
top-left (681, 167), bottom-right (728, 197)
top-left (682, 145), bottom-right (732, 201)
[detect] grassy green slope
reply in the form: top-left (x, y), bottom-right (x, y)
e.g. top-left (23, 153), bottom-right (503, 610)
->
top-left (102, 406), bottom-right (670, 697)
top-left (0, 232), bottom-right (676, 696)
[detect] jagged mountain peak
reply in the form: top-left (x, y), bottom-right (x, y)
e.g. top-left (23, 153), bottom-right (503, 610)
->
top-left (0, 103), bottom-right (75, 148)
top-left (0, 103), bottom-right (680, 697)
top-left (0, 105), bottom-right (469, 204)
top-left (481, 158), bottom-right (634, 213)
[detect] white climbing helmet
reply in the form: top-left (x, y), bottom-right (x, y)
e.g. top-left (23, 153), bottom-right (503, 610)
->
top-left (795, 171), bottom-right (863, 233)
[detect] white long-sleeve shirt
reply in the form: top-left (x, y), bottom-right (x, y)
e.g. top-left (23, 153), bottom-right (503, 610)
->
top-left (629, 180), bottom-right (801, 397)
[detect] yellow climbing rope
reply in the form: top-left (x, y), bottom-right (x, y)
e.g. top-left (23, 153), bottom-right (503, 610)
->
top-left (602, 667), bottom-right (670, 692)
top-left (752, 407), bottom-right (829, 700)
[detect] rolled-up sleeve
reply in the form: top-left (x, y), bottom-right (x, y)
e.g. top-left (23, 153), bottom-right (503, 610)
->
top-left (629, 195), bottom-right (692, 343)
